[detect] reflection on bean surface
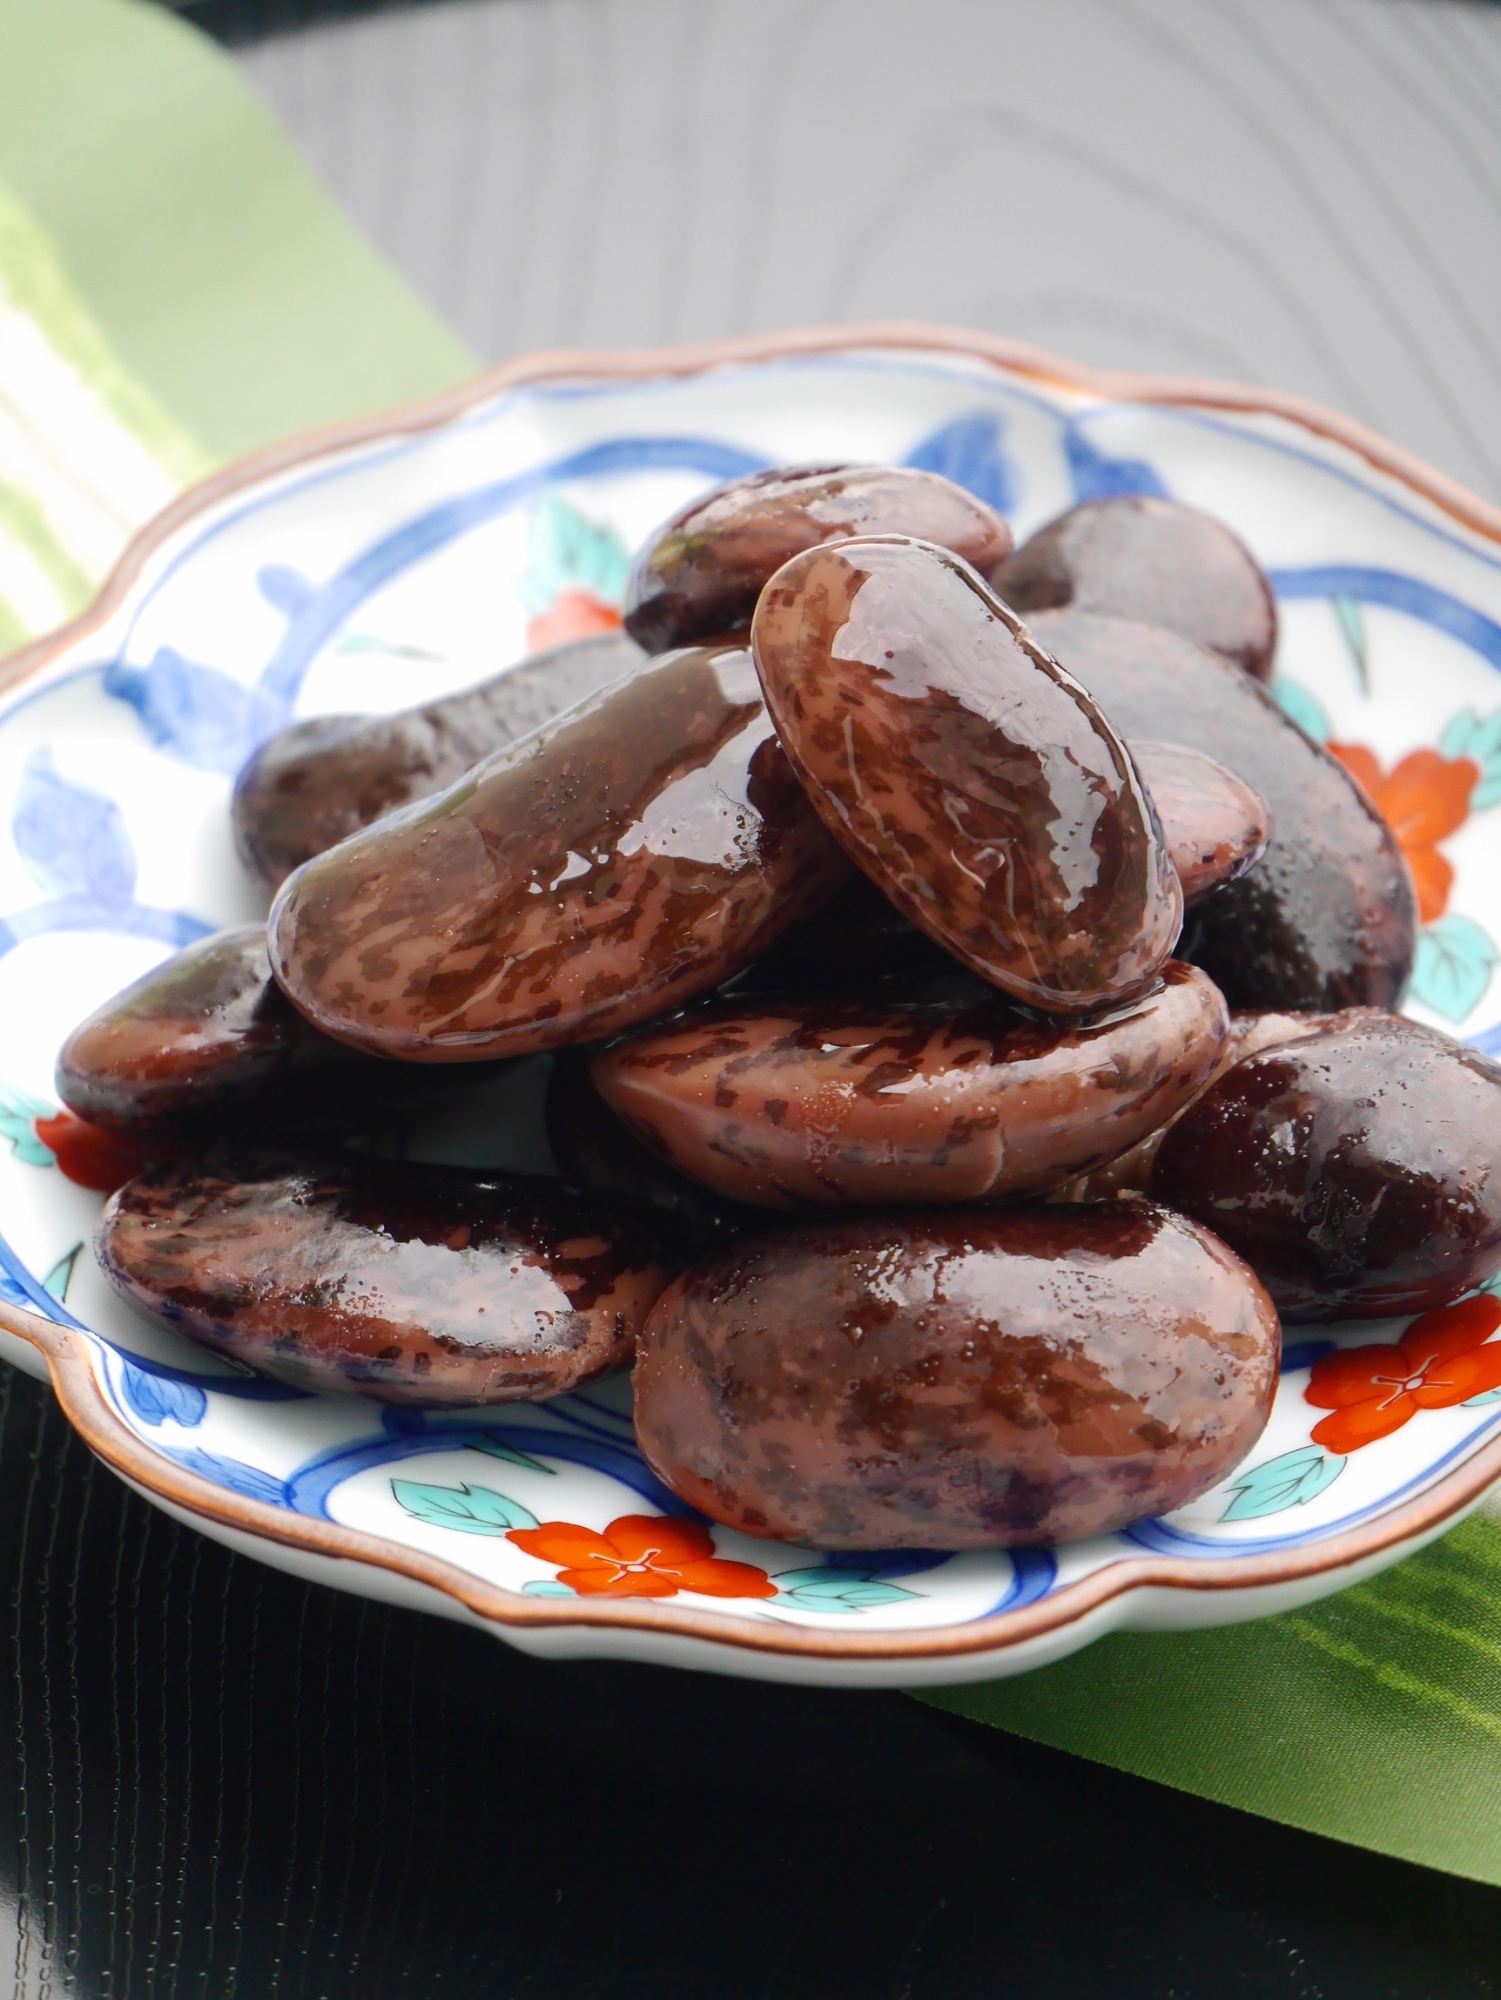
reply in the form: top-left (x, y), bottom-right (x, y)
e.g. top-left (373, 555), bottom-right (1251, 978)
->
top-left (1027, 612), bottom-right (1417, 1010)
top-left (1132, 741), bottom-right (1269, 905)
top-left (752, 538), bottom-right (1182, 1014)
top-left (97, 1153), bottom-right (669, 1402)
top-left (270, 644), bottom-right (850, 1061)
top-left (634, 1202), bottom-right (1279, 1548)
top-left (56, 926), bottom-right (463, 1134)
top-left (1152, 1011), bottom-right (1501, 1319)
top-left (993, 496), bottom-right (1277, 680)
top-left (623, 463), bottom-right (1013, 653)
top-left (592, 963), bottom-right (1227, 1209)
top-left (233, 633), bottom-right (643, 896)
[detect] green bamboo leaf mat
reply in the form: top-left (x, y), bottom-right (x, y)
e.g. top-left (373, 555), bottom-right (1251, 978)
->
top-left (5, 0), bottom-right (1501, 1893)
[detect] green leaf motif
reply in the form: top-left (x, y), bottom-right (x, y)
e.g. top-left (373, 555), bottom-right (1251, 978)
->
top-left (0, 1082), bottom-right (56, 1167)
top-left (772, 1567), bottom-right (921, 1613)
top-left (42, 1242), bottom-right (82, 1301)
top-left (468, 1435), bottom-right (556, 1474)
top-left (1407, 914), bottom-right (1500, 1023)
top-left (1269, 677), bottom-right (1330, 745)
top-left (389, 1479), bottom-right (539, 1535)
top-left (517, 491), bottom-right (631, 615)
top-left (1441, 706), bottom-right (1501, 811)
top-left (1463, 1388), bottom-right (1501, 1408)
top-left (521, 1578), bottom-right (576, 1597)
top-left (1221, 1446), bottom-right (1346, 1523)
top-left (1333, 595), bottom-right (1368, 694)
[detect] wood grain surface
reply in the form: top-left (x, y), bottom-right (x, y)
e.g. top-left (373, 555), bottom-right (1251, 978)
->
top-left (7, 1), bottom-right (1501, 1990)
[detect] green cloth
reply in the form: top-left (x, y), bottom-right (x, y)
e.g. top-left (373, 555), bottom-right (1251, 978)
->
top-left (5, 0), bottom-right (1501, 1892)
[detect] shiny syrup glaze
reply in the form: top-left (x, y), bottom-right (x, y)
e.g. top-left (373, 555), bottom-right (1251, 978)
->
top-left (591, 962), bottom-right (1228, 1210)
top-left (1151, 1011), bottom-right (1501, 1320)
top-left (269, 644), bottom-right (851, 1061)
top-left (56, 926), bottom-right (468, 1134)
top-left (634, 1202), bottom-right (1279, 1548)
top-left (97, 1153), bottom-right (670, 1402)
top-left (233, 633), bottom-right (644, 896)
top-left (623, 463), bottom-right (1014, 653)
top-left (1132, 741), bottom-right (1269, 905)
top-left (751, 538), bottom-right (1183, 1014)
top-left (545, 1048), bottom-right (762, 1257)
top-left (993, 496), bottom-right (1278, 680)
top-left (1025, 612), bottom-right (1417, 1011)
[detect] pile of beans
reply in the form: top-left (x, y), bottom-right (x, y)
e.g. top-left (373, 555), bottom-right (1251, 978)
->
top-left (70, 468), bottom-right (1501, 1551)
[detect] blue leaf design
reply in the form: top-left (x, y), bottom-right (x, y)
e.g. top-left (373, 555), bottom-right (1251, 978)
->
top-left (1441, 706), bottom-right (1501, 812)
top-left (1333, 596), bottom-right (1369, 694)
top-left (1268, 678), bottom-right (1330, 744)
top-left (905, 414), bottom-right (1014, 516)
top-left (1064, 424), bottom-right (1168, 501)
top-left (0, 1082), bottom-right (56, 1166)
top-left (1221, 1445), bottom-right (1345, 1523)
top-left (118, 1359), bottom-right (208, 1429)
top-left (12, 749), bottom-right (136, 903)
top-left (389, 1479), bottom-right (539, 1535)
top-left (772, 1566), bottom-right (921, 1612)
top-left (1464, 1387), bottom-right (1501, 1407)
top-left (167, 1447), bottom-right (287, 1506)
top-left (1280, 1338), bottom-right (1337, 1375)
top-left (516, 492), bottom-right (631, 615)
top-left (42, 1244), bottom-right (82, 1302)
top-left (257, 564), bottom-right (316, 617)
top-left (468, 1435), bottom-right (556, 1474)
top-left (521, 1579), bottom-right (577, 1598)
top-left (104, 649), bottom-right (283, 775)
top-left (1407, 914), bottom-right (1500, 1024)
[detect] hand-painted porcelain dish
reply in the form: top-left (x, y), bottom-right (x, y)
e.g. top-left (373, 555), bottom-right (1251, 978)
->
top-left (4, 324), bottom-right (1501, 1688)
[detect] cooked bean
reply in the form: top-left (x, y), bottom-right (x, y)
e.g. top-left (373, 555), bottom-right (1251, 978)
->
top-left (546, 1048), bottom-right (761, 1255)
top-left (1151, 1011), bottom-right (1501, 1319)
top-left (1132, 741), bottom-right (1269, 905)
top-left (56, 926), bottom-right (465, 1135)
top-left (270, 644), bottom-right (851, 1062)
top-left (1025, 611), bottom-right (1417, 1010)
top-left (751, 538), bottom-right (1182, 1014)
top-left (96, 1153), bottom-right (668, 1402)
top-left (634, 1202), bottom-right (1279, 1547)
top-left (233, 633), bottom-right (643, 896)
top-left (592, 962), bottom-right (1227, 1209)
top-left (623, 464), bottom-right (1013, 653)
top-left (993, 496), bottom-right (1277, 679)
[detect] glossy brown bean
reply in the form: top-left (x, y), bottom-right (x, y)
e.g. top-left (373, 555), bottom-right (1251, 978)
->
top-left (591, 962), bottom-right (1228, 1209)
top-left (751, 538), bottom-right (1182, 1014)
top-left (993, 496), bottom-right (1277, 679)
top-left (1132, 741), bottom-right (1269, 905)
top-left (270, 644), bottom-right (851, 1062)
top-left (1025, 612), bottom-right (1417, 1010)
top-left (623, 464), bottom-right (1014, 654)
top-left (55, 926), bottom-right (471, 1134)
top-left (1150, 1012), bottom-right (1501, 1320)
top-left (96, 1153), bottom-right (669, 1402)
top-left (233, 633), bottom-right (644, 896)
top-left (723, 874), bottom-right (983, 1004)
top-left (545, 1049), bottom-right (762, 1256)
top-left (634, 1203), bottom-right (1279, 1548)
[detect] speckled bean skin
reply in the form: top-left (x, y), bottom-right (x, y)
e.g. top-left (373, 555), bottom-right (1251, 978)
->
top-left (623, 464), bottom-right (1014, 653)
top-left (591, 962), bottom-right (1228, 1209)
top-left (545, 1049), bottom-right (762, 1256)
top-left (992, 496), bottom-right (1277, 680)
top-left (1132, 741), bottom-right (1269, 905)
top-left (269, 644), bottom-right (851, 1061)
top-left (96, 1154), bottom-right (669, 1402)
top-left (233, 633), bottom-right (643, 896)
top-left (1151, 1012), bottom-right (1501, 1319)
top-left (633, 1203), bottom-right (1279, 1548)
top-left (1026, 612), bottom-right (1417, 1011)
top-left (751, 538), bottom-right (1182, 1014)
top-left (55, 926), bottom-right (460, 1134)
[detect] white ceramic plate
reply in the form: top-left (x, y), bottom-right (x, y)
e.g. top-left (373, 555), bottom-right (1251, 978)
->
top-left (5, 325), bottom-right (1501, 1689)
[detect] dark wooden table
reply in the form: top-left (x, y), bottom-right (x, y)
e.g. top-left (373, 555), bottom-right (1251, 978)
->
top-left (7, 2), bottom-right (1501, 1990)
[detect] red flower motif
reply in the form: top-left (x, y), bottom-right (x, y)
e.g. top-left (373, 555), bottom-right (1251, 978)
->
top-left (525, 589), bottom-right (624, 655)
top-left (1328, 744), bottom-right (1478, 924)
top-left (1305, 1293), bottom-right (1501, 1453)
top-left (507, 1512), bottom-right (776, 1599)
top-left (33, 1110), bottom-right (146, 1193)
